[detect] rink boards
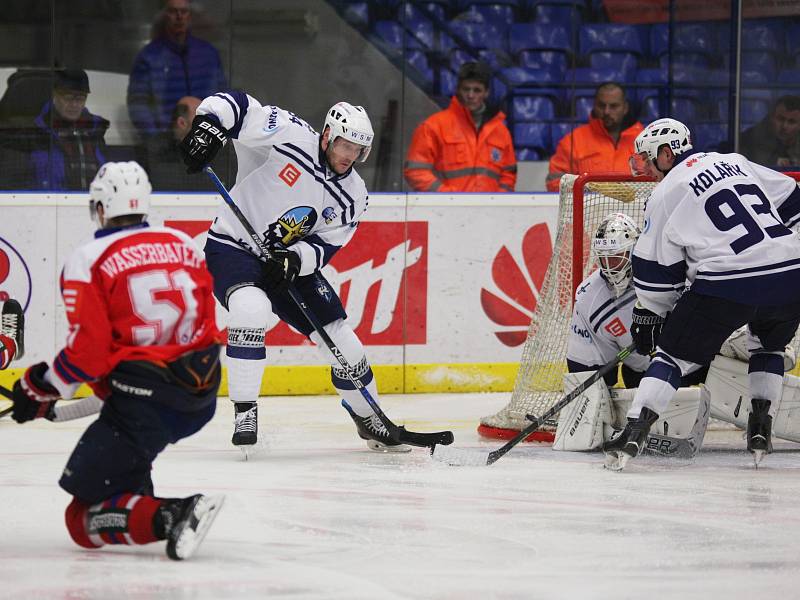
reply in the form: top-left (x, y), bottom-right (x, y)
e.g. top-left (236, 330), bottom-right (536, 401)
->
top-left (0, 191), bottom-right (560, 395)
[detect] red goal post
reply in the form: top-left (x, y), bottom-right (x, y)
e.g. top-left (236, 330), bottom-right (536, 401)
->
top-left (478, 171), bottom-right (800, 443)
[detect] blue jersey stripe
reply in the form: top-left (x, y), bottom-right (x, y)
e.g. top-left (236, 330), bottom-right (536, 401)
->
top-left (273, 145), bottom-right (350, 214)
top-left (592, 293), bottom-right (636, 333)
top-left (778, 185), bottom-right (800, 226)
top-left (696, 256), bottom-right (800, 278)
top-left (632, 255), bottom-right (687, 285)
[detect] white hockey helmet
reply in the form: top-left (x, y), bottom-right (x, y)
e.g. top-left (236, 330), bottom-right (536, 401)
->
top-left (592, 212), bottom-right (641, 296)
top-left (89, 161), bottom-right (151, 223)
top-left (323, 102), bottom-right (374, 162)
top-left (634, 118), bottom-right (693, 161)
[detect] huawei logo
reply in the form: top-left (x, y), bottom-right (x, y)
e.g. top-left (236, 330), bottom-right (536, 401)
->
top-left (480, 223), bottom-right (552, 346)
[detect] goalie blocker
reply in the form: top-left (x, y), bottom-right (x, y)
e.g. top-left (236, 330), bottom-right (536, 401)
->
top-left (553, 370), bottom-right (710, 458)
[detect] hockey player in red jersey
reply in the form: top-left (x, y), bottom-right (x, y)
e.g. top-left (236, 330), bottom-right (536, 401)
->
top-left (0, 298), bottom-right (24, 370)
top-left (10, 161), bottom-right (225, 560)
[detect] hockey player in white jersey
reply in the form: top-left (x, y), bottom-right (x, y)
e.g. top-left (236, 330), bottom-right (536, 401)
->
top-left (604, 118), bottom-right (800, 470)
top-left (179, 91), bottom-right (413, 452)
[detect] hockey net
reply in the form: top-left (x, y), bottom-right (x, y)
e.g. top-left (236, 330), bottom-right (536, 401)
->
top-left (479, 171), bottom-right (800, 443)
top-left (479, 174), bottom-right (658, 442)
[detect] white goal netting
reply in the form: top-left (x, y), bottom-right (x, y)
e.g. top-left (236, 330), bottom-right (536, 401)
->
top-left (479, 174), bottom-right (658, 442)
top-left (480, 171), bottom-right (800, 442)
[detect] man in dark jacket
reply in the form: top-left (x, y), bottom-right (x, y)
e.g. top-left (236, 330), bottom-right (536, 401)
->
top-left (127, 0), bottom-right (227, 138)
top-left (740, 96), bottom-right (800, 168)
top-left (28, 69), bottom-right (109, 191)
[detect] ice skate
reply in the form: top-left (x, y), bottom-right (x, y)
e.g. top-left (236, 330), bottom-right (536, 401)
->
top-left (162, 494), bottom-right (225, 560)
top-left (232, 403), bottom-right (258, 458)
top-left (747, 399), bottom-right (773, 468)
top-left (342, 400), bottom-right (411, 453)
top-left (603, 407), bottom-right (659, 471)
top-left (2, 298), bottom-right (24, 359)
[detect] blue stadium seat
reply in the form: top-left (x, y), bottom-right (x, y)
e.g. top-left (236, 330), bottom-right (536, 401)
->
top-left (416, 2), bottom-right (447, 20)
top-left (551, 122), bottom-right (580, 148)
top-left (573, 96), bottom-right (594, 120)
top-left (458, 3), bottom-right (518, 28)
top-left (528, 1), bottom-right (584, 27)
top-left (509, 23), bottom-right (571, 54)
top-left (640, 96), bottom-right (662, 123)
top-left (692, 122), bottom-right (728, 152)
top-left (650, 23), bottom-right (668, 58)
top-left (407, 50), bottom-right (433, 86)
top-left (673, 22), bottom-right (716, 56)
top-left (588, 52), bottom-right (638, 80)
top-left (670, 97), bottom-right (700, 122)
top-left (741, 51), bottom-right (778, 80)
top-left (341, 2), bottom-right (370, 30)
top-left (519, 50), bottom-right (569, 73)
top-left (450, 21), bottom-right (508, 52)
top-left (636, 68), bottom-right (667, 104)
top-left (564, 67), bottom-right (626, 84)
top-left (579, 24), bottom-right (644, 55)
top-left (499, 66), bottom-right (561, 102)
top-left (372, 21), bottom-right (404, 56)
top-left (741, 98), bottom-right (770, 124)
top-left (450, 49), bottom-right (475, 72)
top-left (514, 122), bottom-right (552, 153)
top-left (406, 20), bottom-right (435, 50)
top-left (777, 68), bottom-right (800, 95)
top-left (742, 22), bottom-right (783, 52)
top-left (516, 147), bottom-right (542, 161)
top-left (437, 68), bottom-right (458, 96)
top-left (511, 94), bottom-right (556, 121)
top-left (477, 49), bottom-right (511, 71)
top-left (665, 51), bottom-right (711, 72)
top-left (787, 23), bottom-right (800, 61)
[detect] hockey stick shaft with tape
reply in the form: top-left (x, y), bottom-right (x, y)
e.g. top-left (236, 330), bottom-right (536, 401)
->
top-left (204, 167), bottom-right (453, 448)
top-left (432, 344), bottom-right (635, 466)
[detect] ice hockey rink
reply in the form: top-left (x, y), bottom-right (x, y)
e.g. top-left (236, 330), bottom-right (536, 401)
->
top-left (2, 392), bottom-right (800, 600)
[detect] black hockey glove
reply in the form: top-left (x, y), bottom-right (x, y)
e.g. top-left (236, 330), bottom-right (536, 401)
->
top-left (262, 248), bottom-right (301, 293)
top-left (179, 114), bottom-right (228, 174)
top-left (12, 362), bottom-right (59, 423)
top-left (630, 303), bottom-right (666, 356)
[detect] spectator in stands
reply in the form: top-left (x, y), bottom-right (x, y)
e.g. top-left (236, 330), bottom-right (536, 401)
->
top-left (127, 0), bottom-right (227, 139)
top-left (546, 82), bottom-right (643, 192)
top-left (739, 96), bottom-right (800, 168)
top-left (28, 68), bottom-right (109, 191)
top-left (404, 61), bottom-right (517, 192)
top-left (146, 95), bottom-right (233, 190)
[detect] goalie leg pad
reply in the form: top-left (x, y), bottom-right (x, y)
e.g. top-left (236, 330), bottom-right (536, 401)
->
top-left (706, 354), bottom-right (800, 443)
top-left (553, 371), bottom-right (613, 451)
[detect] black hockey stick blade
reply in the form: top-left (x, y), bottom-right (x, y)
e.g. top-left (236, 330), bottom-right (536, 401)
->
top-left (396, 425), bottom-right (454, 448)
top-left (431, 344), bottom-right (635, 466)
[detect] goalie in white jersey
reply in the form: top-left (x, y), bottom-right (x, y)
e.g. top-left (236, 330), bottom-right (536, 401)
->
top-left (603, 118), bottom-right (800, 470)
top-left (179, 91), bottom-right (411, 452)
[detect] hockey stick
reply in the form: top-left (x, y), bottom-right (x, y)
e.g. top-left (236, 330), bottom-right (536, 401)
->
top-left (0, 382), bottom-right (102, 421)
top-left (204, 167), bottom-right (453, 448)
top-left (0, 384), bottom-right (12, 418)
top-left (431, 344), bottom-right (636, 466)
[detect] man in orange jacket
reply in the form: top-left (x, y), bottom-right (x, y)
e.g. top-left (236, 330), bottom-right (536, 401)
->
top-left (546, 82), bottom-right (643, 192)
top-left (405, 62), bottom-right (517, 192)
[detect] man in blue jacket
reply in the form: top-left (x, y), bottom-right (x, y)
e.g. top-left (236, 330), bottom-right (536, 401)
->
top-left (28, 68), bottom-right (109, 191)
top-left (127, 0), bottom-right (227, 139)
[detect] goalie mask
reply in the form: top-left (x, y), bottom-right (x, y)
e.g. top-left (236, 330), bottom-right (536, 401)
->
top-left (631, 118), bottom-right (693, 176)
top-left (323, 102), bottom-right (374, 163)
top-left (89, 161), bottom-right (151, 223)
top-left (593, 212), bottom-right (640, 296)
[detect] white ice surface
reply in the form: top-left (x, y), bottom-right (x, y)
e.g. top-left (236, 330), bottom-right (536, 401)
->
top-left (2, 392), bottom-right (800, 600)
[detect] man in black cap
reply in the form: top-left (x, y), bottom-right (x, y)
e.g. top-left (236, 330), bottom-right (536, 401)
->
top-left (27, 68), bottom-right (109, 190)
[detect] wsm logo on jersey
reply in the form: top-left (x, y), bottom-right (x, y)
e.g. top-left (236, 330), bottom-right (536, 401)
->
top-left (266, 206), bottom-right (318, 246)
top-left (322, 207), bottom-right (337, 224)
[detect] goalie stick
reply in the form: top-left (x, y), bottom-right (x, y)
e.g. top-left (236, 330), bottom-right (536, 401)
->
top-left (431, 344), bottom-right (636, 466)
top-left (204, 167), bottom-right (454, 449)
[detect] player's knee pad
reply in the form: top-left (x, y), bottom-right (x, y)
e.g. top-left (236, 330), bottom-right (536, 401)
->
top-left (65, 498), bottom-right (103, 549)
top-left (310, 319), bottom-right (374, 390)
top-left (226, 286), bottom-right (270, 360)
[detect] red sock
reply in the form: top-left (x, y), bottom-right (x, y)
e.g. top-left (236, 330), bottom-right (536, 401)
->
top-left (65, 494), bottom-right (163, 548)
top-left (0, 334), bottom-right (16, 370)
